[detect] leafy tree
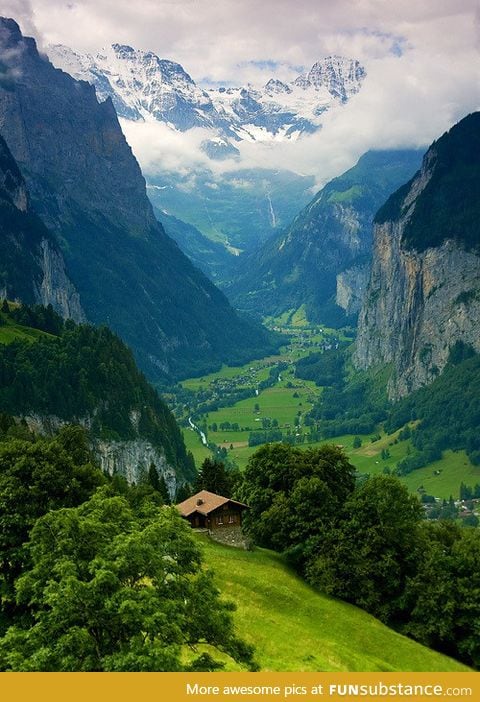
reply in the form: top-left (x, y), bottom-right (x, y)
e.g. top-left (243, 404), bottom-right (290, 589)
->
top-left (402, 521), bottom-right (480, 668)
top-left (195, 458), bottom-right (232, 497)
top-left (353, 436), bottom-right (362, 448)
top-left (307, 475), bottom-right (423, 623)
top-left (239, 443), bottom-right (356, 569)
top-left (0, 432), bottom-right (104, 605)
top-left (0, 491), bottom-right (257, 671)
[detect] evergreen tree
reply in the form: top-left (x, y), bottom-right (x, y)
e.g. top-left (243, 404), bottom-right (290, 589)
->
top-left (148, 462), bottom-right (161, 491)
top-left (158, 475), bottom-right (171, 505)
top-left (175, 483), bottom-right (193, 503)
top-left (195, 458), bottom-right (232, 497)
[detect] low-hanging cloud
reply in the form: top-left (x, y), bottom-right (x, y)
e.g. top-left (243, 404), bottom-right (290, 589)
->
top-left (2, 0), bottom-right (37, 39)
top-left (121, 30), bottom-right (480, 190)
top-left (7, 1), bottom-right (480, 187)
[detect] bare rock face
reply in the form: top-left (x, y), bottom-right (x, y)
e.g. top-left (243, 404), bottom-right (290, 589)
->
top-left (94, 439), bottom-right (177, 498)
top-left (336, 263), bottom-right (370, 316)
top-left (23, 413), bottom-right (178, 498)
top-left (354, 114), bottom-right (480, 399)
top-left (37, 240), bottom-right (84, 321)
top-left (0, 130), bottom-right (83, 319)
top-left (354, 224), bottom-right (480, 399)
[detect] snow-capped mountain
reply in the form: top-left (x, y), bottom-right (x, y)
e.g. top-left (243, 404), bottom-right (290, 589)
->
top-left (48, 44), bottom-right (365, 145)
top-left (208, 57), bottom-right (365, 142)
top-left (48, 43), bottom-right (227, 131)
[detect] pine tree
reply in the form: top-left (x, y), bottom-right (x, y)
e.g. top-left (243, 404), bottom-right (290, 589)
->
top-left (195, 458), bottom-right (232, 497)
top-left (158, 475), bottom-right (171, 505)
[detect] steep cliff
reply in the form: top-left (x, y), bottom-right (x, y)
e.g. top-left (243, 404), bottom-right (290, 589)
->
top-left (354, 113), bottom-right (480, 399)
top-left (0, 133), bottom-right (83, 319)
top-left (227, 150), bottom-right (422, 324)
top-left (0, 18), bottom-right (277, 381)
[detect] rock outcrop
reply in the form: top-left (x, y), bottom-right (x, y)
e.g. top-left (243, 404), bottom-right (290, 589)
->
top-left (336, 263), bottom-right (370, 316)
top-left (0, 131), bottom-right (83, 319)
top-left (354, 113), bottom-right (480, 399)
top-left (94, 439), bottom-right (177, 497)
top-left (24, 413), bottom-right (179, 497)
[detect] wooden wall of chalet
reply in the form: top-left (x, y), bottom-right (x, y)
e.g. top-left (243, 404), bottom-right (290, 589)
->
top-left (209, 503), bottom-right (244, 529)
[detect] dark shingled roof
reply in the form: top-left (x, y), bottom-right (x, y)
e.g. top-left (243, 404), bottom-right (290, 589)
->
top-left (176, 490), bottom-right (249, 517)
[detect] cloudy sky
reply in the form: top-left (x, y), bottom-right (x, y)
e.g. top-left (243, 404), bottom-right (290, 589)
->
top-left (4, 0), bottom-right (480, 186)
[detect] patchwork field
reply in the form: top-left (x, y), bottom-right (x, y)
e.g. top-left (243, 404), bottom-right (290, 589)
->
top-left (180, 319), bottom-right (479, 500)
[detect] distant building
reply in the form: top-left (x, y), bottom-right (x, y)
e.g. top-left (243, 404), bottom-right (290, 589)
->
top-left (176, 490), bottom-right (249, 547)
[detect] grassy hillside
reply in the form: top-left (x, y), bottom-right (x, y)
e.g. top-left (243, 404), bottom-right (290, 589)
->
top-left (197, 535), bottom-right (469, 672)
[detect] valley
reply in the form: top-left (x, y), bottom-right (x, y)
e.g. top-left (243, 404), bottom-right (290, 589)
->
top-left (178, 314), bottom-right (480, 503)
top-left (0, 9), bottom-right (478, 677)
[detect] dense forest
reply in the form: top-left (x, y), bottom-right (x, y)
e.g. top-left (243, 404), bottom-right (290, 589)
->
top-left (301, 341), bottom-right (480, 470)
top-left (0, 304), bottom-right (194, 480)
top-left (237, 444), bottom-right (480, 668)
top-left (375, 112), bottom-right (480, 252)
top-left (0, 429), bottom-right (256, 671)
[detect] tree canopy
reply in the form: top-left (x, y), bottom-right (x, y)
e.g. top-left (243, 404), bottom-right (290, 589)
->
top-left (238, 443), bottom-right (356, 566)
top-left (0, 490), bottom-right (257, 672)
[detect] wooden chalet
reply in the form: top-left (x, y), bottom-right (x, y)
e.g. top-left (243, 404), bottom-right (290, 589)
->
top-left (176, 490), bottom-right (249, 531)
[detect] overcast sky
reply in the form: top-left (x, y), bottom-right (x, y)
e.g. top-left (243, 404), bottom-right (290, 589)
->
top-left (3, 0), bottom-right (480, 186)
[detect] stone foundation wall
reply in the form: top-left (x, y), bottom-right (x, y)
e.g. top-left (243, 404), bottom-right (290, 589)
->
top-left (209, 525), bottom-right (246, 548)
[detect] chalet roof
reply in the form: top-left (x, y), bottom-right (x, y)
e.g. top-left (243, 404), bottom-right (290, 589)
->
top-left (176, 490), bottom-right (249, 518)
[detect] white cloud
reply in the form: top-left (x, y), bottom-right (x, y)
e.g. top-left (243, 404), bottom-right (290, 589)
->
top-left (2, 0), bottom-right (40, 46)
top-left (7, 1), bottom-right (480, 186)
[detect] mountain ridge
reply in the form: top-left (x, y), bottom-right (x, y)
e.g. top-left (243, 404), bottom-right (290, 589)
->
top-left (227, 149), bottom-right (423, 323)
top-left (48, 43), bottom-right (365, 145)
top-left (0, 17), bottom-right (277, 381)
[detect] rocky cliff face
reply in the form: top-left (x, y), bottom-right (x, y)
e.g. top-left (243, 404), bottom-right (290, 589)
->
top-left (24, 413), bottom-right (179, 497)
top-left (354, 113), bottom-right (480, 399)
top-left (336, 263), bottom-right (370, 316)
top-left (94, 439), bottom-right (177, 496)
top-left (0, 131), bottom-right (83, 319)
top-left (37, 240), bottom-right (85, 320)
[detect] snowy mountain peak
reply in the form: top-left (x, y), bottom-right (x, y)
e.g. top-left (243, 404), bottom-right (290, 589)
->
top-left (49, 43), bottom-right (217, 128)
top-left (264, 78), bottom-right (292, 95)
top-left (47, 44), bottom-right (365, 147)
top-left (306, 56), bottom-right (366, 101)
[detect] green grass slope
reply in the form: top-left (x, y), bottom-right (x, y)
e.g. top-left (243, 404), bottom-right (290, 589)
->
top-left (197, 535), bottom-right (469, 672)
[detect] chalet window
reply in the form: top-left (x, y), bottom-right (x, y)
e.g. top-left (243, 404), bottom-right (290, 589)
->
top-left (229, 515), bottom-right (235, 524)
top-left (217, 515), bottom-right (224, 525)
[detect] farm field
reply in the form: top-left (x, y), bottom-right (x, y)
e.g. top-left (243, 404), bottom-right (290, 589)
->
top-left (197, 534), bottom-right (470, 672)
top-left (182, 427), bottom-right (211, 465)
top-left (179, 318), bottom-right (479, 501)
